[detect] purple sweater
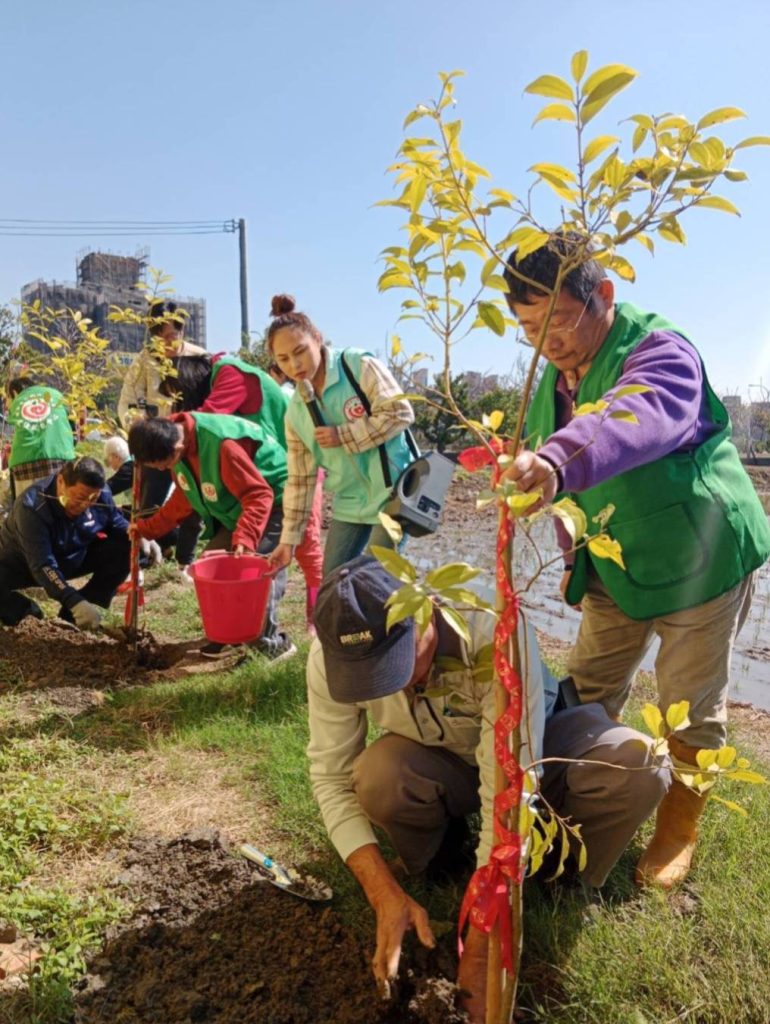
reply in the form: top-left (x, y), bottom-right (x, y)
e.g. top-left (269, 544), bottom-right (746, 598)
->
top-left (538, 329), bottom-right (720, 562)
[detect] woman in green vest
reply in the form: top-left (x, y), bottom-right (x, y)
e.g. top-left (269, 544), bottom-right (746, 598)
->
top-left (264, 294), bottom-right (415, 577)
top-left (7, 377), bottom-right (76, 499)
top-left (500, 234), bottom-right (770, 891)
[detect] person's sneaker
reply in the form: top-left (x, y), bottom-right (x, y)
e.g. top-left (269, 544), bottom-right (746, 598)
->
top-left (178, 564), bottom-right (195, 585)
top-left (200, 640), bottom-right (242, 659)
top-left (250, 633), bottom-right (298, 663)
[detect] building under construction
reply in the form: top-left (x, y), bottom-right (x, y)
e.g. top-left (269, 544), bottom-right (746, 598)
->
top-left (21, 249), bottom-right (206, 365)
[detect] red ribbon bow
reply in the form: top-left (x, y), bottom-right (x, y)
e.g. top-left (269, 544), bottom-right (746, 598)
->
top-left (458, 842), bottom-right (523, 972)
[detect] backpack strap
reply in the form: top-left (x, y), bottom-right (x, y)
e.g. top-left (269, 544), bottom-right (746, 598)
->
top-left (339, 352), bottom-right (419, 492)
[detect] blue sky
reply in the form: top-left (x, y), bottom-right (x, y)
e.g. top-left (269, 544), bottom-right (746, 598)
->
top-left (2, 0), bottom-right (769, 397)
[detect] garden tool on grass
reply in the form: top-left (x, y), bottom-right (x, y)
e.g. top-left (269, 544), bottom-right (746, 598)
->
top-left (239, 843), bottom-right (332, 903)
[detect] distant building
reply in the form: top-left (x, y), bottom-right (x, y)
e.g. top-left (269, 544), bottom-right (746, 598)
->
top-left (21, 249), bottom-right (206, 367)
top-left (412, 368), bottom-right (429, 388)
top-left (465, 371), bottom-right (501, 400)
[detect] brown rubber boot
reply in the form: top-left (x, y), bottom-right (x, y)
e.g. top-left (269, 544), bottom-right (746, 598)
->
top-left (635, 735), bottom-right (710, 889)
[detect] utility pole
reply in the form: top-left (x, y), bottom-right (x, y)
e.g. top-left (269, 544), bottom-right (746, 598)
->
top-left (238, 218), bottom-right (249, 343)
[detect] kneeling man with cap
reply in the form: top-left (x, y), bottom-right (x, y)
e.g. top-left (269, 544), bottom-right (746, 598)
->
top-left (308, 555), bottom-right (671, 1020)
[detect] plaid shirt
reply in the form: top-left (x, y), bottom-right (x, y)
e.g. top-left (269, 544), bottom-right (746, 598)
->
top-left (280, 356), bottom-right (414, 546)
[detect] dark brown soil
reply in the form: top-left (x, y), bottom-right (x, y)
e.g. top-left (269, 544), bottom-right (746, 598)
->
top-left (0, 618), bottom-right (190, 692)
top-left (75, 831), bottom-right (467, 1024)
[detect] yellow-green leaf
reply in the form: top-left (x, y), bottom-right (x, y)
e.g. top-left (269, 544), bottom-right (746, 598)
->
top-left (514, 229), bottom-right (550, 261)
top-left (377, 511), bottom-right (403, 545)
top-left (716, 746), bottom-right (737, 769)
top-left (710, 795), bottom-right (748, 817)
top-left (583, 135), bottom-right (619, 164)
top-left (666, 701), bottom-right (691, 732)
top-left (533, 103), bottom-right (576, 126)
top-left (369, 545), bottom-right (416, 584)
top-left (613, 384), bottom-right (652, 399)
top-left (582, 68), bottom-right (638, 125)
top-left (635, 233), bottom-right (655, 254)
top-left (529, 162), bottom-right (578, 184)
top-left (583, 63), bottom-right (637, 97)
top-left (609, 255), bottom-right (636, 282)
top-left (391, 335), bottom-right (402, 357)
top-left (477, 301), bottom-right (506, 337)
top-left (551, 497), bottom-right (588, 543)
top-left (485, 274), bottom-right (509, 293)
top-left (696, 749), bottom-right (718, 770)
top-left (696, 106), bottom-right (746, 130)
top-left (438, 605), bottom-right (472, 645)
top-left (609, 409), bottom-right (639, 425)
top-left (378, 273), bottom-right (412, 292)
top-left (483, 409), bottom-right (504, 432)
top-left (524, 74), bottom-right (574, 101)
top-left (729, 769), bottom-right (768, 785)
top-left (641, 703), bottom-right (665, 739)
top-left (425, 562), bottom-right (481, 589)
top-left (574, 399), bottom-right (609, 416)
top-left (507, 491), bottom-right (542, 516)
top-left (588, 534), bottom-right (625, 569)
top-left (734, 136), bottom-right (770, 150)
top-left (695, 195), bottom-right (741, 216)
top-left (571, 50), bottom-right (588, 83)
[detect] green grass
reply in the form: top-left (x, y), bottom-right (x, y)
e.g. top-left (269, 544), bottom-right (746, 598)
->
top-left (2, 564), bottom-right (770, 1023)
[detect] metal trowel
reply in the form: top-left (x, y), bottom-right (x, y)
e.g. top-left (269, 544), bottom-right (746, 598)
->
top-left (239, 843), bottom-right (332, 903)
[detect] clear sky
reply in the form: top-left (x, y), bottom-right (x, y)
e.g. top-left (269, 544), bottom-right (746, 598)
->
top-left (2, 0), bottom-right (769, 397)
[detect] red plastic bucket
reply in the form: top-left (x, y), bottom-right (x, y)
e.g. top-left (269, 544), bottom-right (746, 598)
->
top-left (188, 552), bottom-right (272, 644)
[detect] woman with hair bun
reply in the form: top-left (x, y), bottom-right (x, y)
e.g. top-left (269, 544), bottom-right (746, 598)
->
top-left (266, 294), bottom-right (415, 577)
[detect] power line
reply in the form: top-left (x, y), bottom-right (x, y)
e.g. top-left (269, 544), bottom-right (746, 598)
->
top-left (0, 218), bottom-right (238, 237)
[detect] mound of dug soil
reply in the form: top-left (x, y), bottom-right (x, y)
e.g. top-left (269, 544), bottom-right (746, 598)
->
top-left (75, 831), bottom-right (467, 1024)
top-left (0, 618), bottom-right (187, 691)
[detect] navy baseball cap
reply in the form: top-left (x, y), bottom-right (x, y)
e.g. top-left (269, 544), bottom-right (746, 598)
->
top-left (313, 555), bottom-right (416, 703)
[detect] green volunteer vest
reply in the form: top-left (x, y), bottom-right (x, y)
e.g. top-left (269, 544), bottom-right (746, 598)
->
top-left (8, 386), bottom-right (76, 468)
top-left (209, 355), bottom-right (290, 447)
top-left (527, 302), bottom-right (770, 619)
top-left (286, 347), bottom-right (414, 524)
top-left (173, 412), bottom-right (288, 538)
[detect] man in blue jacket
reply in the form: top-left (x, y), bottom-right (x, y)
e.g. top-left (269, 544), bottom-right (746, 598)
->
top-left (0, 457), bottom-right (130, 631)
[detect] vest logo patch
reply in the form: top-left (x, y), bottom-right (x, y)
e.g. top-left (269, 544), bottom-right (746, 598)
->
top-left (176, 473), bottom-right (190, 491)
top-left (20, 397), bottom-right (51, 424)
top-left (343, 396), bottom-right (366, 421)
top-left (202, 482), bottom-right (217, 501)
top-left (339, 630), bottom-right (373, 646)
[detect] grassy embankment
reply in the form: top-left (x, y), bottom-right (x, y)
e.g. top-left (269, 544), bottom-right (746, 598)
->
top-left (0, 564), bottom-right (769, 1024)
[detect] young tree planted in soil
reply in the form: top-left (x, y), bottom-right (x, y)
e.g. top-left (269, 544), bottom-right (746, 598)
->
top-left (375, 54), bottom-right (770, 1024)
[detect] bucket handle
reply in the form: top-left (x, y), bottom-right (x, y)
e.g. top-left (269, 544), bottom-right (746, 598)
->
top-left (197, 549), bottom-right (279, 576)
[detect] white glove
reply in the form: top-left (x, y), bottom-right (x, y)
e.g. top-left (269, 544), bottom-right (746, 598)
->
top-left (72, 600), bottom-right (103, 632)
top-left (140, 538), bottom-right (163, 566)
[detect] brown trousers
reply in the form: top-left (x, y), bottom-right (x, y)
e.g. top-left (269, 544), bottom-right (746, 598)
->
top-left (352, 703), bottom-right (669, 887)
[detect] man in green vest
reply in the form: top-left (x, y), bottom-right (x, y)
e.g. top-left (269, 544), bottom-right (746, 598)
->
top-left (6, 377), bottom-right (76, 499)
top-left (501, 233), bottom-right (770, 889)
top-left (127, 411), bottom-right (294, 660)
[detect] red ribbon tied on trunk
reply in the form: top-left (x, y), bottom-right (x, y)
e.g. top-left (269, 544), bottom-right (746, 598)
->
top-left (458, 843), bottom-right (522, 972)
top-left (457, 449), bottom-right (525, 975)
top-left (457, 438), bottom-right (503, 473)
